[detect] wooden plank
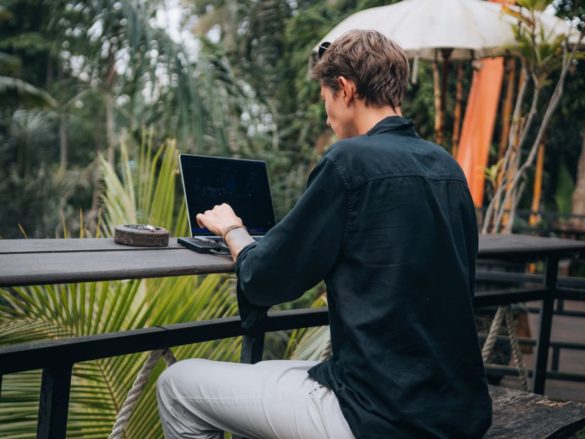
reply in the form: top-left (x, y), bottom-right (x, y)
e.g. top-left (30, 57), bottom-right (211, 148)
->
top-left (0, 238), bottom-right (186, 254)
top-left (479, 234), bottom-right (585, 259)
top-left (0, 249), bottom-right (233, 286)
top-left (2, 234), bottom-right (584, 256)
top-left (1, 234), bottom-right (584, 289)
top-left (486, 385), bottom-right (585, 438)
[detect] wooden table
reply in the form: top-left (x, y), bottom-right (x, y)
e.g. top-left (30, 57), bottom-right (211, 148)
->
top-left (0, 238), bottom-right (233, 287)
top-left (0, 234), bottom-right (584, 411)
top-left (1, 234), bottom-right (583, 286)
top-left (1, 234), bottom-right (585, 439)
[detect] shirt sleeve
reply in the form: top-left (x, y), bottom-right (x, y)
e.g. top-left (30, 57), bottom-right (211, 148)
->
top-left (235, 156), bottom-right (348, 313)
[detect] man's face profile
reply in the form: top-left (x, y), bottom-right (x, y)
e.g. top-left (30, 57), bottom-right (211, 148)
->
top-left (320, 82), bottom-right (355, 140)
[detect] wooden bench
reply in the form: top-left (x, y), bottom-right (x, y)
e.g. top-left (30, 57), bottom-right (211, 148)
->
top-left (487, 385), bottom-right (585, 438)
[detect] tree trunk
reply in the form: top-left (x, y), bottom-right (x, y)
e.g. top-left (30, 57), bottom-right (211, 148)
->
top-left (571, 132), bottom-right (585, 227)
top-left (499, 58), bottom-right (516, 161)
top-left (529, 136), bottom-right (546, 226)
top-left (59, 111), bottom-right (68, 173)
top-left (433, 49), bottom-right (452, 147)
top-left (104, 51), bottom-right (117, 165)
top-left (105, 93), bottom-right (115, 165)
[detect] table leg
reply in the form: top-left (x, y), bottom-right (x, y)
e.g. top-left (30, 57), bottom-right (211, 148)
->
top-left (37, 363), bottom-right (73, 439)
top-left (240, 332), bottom-right (265, 365)
top-left (532, 256), bottom-right (558, 394)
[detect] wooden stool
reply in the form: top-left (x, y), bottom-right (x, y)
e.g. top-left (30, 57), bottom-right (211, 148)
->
top-left (486, 385), bottom-right (585, 438)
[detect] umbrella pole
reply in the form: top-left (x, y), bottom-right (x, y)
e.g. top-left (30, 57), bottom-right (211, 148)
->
top-left (451, 62), bottom-right (465, 157)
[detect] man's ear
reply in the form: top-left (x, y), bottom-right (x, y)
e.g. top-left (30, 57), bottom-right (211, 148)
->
top-left (337, 76), bottom-right (356, 105)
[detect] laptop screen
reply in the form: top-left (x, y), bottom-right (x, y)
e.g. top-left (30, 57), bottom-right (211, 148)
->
top-left (180, 154), bottom-right (277, 237)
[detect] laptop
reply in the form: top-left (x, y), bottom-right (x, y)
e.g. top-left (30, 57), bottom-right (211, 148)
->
top-left (177, 154), bottom-right (277, 254)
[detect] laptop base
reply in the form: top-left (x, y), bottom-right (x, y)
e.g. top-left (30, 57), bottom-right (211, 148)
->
top-left (178, 237), bottom-right (230, 255)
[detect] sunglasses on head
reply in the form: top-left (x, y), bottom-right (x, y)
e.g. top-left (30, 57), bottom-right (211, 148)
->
top-left (318, 41), bottom-right (331, 59)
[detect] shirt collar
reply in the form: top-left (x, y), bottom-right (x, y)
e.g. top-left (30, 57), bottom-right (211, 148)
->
top-left (366, 116), bottom-right (417, 137)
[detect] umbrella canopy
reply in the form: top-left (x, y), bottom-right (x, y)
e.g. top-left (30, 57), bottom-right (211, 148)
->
top-left (314, 0), bottom-right (577, 60)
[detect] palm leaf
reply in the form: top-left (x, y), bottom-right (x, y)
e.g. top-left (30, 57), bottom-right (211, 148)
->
top-left (0, 139), bottom-right (240, 438)
top-left (285, 294), bottom-right (329, 361)
top-left (0, 76), bottom-right (57, 109)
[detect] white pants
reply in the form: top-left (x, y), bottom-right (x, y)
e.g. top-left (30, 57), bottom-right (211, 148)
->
top-left (156, 359), bottom-right (355, 439)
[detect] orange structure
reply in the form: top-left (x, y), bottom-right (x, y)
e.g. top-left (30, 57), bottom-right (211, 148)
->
top-left (456, 0), bottom-right (511, 207)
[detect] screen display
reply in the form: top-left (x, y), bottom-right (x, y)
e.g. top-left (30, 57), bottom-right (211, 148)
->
top-left (180, 155), bottom-right (276, 236)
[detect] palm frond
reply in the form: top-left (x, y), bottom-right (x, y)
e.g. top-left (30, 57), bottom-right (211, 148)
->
top-left (0, 76), bottom-right (57, 109)
top-left (0, 138), bottom-right (240, 438)
top-left (285, 294), bottom-right (329, 361)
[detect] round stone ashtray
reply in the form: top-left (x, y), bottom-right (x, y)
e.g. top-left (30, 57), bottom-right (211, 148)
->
top-left (114, 224), bottom-right (170, 247)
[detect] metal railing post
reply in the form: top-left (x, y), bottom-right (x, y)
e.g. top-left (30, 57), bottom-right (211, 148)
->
top-left (37, 363), bottom-right (73, 439)
top-left (532, 256), bottom-right (559, 394)
top-left (551, 346), bottom-right (561, 372)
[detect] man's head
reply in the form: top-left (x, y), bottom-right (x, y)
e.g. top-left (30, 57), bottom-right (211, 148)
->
top-left (312, 30), bottom-right (409, 139)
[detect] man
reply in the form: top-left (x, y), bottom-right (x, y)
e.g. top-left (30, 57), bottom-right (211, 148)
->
top-left (157, 30), bottom-right (492, 438)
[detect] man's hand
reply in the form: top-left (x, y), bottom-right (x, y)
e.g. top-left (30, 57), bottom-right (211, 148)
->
top-left (196, 204), bottom-right (255, 260)
top-left (196, 203), bottom-right (242, 237)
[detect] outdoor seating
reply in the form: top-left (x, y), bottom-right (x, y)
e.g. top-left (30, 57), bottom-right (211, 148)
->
top-left (1, 234), bottom-right (584, 438)
top-left (2, 0), bottom-right (584, 437)
top-left (486, 385), bottom-right (585, 438)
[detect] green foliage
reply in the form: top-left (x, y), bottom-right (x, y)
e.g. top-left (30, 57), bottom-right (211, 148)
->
top-left (0, 139), bottom-right (241, 438)
top-left (483, 0), bottom-right (583, 232)
top-left (285, 293), bottom-right (328, 361)
top-left (0, 0), bottom-right (251, 238)
top-left (516, 0), bottom-right (550, 11)
top-left (505, 1), bottom-right (573, 88)
top-left (555, 161), bottom-right (574, 213)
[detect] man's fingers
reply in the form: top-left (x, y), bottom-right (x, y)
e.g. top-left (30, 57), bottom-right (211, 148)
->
top-left (196, 213), bottom-right (205, 228)
top-left (195, 204), bottom-right (241, 236)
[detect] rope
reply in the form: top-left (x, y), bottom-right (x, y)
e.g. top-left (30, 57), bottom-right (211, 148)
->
top-left (505, 308), bottom-right (530, 391)
top-left (109, 348), bottom-right (176, 439)
top-left (482, 305), bottom-right (529, 391)
top-left (482, 306), bottom-right (506, 363)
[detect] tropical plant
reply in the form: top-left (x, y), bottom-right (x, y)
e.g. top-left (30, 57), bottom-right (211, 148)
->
top-left (285, 293), bottom-right (329, 361)
top-left (481, 0), bottom-right (584, 233)
top-left (0, 139), bottom-right (241, 438)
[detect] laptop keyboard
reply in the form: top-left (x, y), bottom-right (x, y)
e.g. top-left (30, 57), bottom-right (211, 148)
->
top-left (183, 237), bottom-right (228, 249)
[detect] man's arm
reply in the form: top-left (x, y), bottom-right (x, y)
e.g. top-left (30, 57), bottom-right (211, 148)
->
top-left (197, 156), bottom-right (348, 307)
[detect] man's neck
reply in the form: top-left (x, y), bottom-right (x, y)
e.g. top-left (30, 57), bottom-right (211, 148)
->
top-left (353, 106), bottom-right (402, 136)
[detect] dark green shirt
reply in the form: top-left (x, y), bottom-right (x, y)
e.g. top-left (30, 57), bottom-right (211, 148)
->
top-left (235, 116), bottom-right (492, 438)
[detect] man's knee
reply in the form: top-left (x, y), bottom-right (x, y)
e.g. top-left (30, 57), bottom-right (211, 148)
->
top-left (158, 359), bottom-right (214, 394)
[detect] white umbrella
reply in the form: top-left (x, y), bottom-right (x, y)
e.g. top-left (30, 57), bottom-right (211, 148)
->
top-left (312, 0), bottom-right (580, 147)
top-left (314, 0), bottom-right (578, 61)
